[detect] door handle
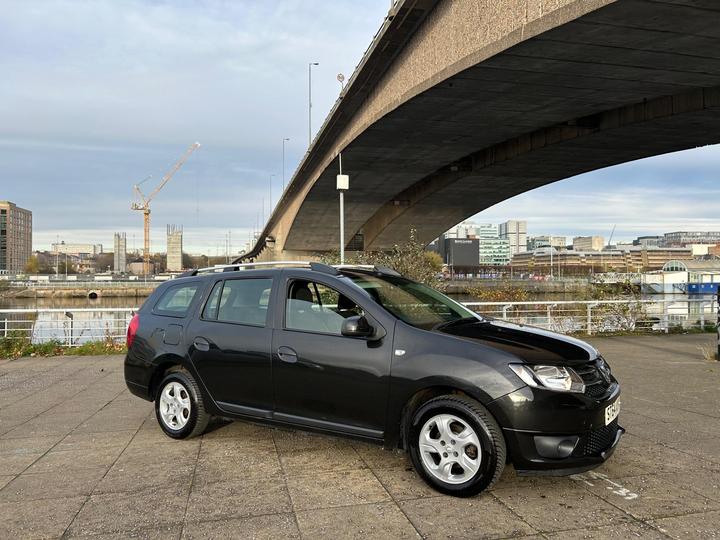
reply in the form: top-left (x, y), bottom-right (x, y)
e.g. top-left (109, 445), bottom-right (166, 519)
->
top-left (277, 346), bottom-right (298, 363)
top-left (193, 337), bottom-right (211, 352)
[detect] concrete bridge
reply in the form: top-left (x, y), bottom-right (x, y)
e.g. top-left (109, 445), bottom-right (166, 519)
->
top-left (245, 0), bottom-right (720, 261)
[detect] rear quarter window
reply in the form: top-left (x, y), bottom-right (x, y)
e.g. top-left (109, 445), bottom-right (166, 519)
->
top-left (152, 282), bottom-right (202, 317)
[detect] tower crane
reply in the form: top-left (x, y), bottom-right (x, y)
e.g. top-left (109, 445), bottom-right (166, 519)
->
top-left (131, 142), bottom-right (200, 275)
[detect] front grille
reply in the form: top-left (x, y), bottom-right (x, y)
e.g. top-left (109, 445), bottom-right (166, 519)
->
top-left (574, 360), bottom-right (611, 400)
top-left (573, 419), bottom-right (619, 457)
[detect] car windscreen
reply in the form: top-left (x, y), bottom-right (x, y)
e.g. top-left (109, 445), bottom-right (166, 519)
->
top-left (344, 273), bottom-right (479, 330)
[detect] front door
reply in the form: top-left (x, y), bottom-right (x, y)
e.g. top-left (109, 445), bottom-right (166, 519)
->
top-left (271, 275), bottom-right (393, 438)
top-left (187, 276), bottom-right (275, 417)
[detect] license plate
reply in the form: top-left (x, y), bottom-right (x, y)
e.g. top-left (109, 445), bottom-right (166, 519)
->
top-left (605, 400), bottom-right (621, 425)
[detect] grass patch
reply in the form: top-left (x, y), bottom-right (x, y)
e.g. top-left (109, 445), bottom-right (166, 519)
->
top-left (0, 332), bottom-right (126, 359)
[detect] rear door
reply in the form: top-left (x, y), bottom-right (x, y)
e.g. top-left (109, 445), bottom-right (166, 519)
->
top-left (271, 272), bottom-right (394, 438)
top-left (187, 276), bottom-right (275, 417)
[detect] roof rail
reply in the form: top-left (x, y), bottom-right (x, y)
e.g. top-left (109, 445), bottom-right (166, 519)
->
top-left (180, 261), bottom-right (313, 277)
top-left (177, 261), bottom-right (403, 278)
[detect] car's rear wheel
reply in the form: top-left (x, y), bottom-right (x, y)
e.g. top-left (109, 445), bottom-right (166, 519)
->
top-left (155, 368), bottom-right (210, 439)
top-left (408, 395), bottom-right (505, 497)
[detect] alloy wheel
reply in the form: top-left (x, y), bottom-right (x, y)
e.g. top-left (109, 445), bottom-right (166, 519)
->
top-left (418, 413), bottom-right (481, 484)
top-left (159, 381), bottom-right (191, 430)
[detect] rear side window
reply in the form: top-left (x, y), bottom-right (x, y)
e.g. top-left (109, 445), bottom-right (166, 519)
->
top-left (153, 283), bottom-right (201, 317)
top-left (203, 278), bottom-right (273, 327)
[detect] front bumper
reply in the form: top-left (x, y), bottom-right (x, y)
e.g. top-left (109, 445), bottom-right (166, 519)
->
top-left (487, 382), bottom-right (623, 474)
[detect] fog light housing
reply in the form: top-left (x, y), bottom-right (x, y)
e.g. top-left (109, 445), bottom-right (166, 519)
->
top-left (534, 435), bottom-right (579, 459)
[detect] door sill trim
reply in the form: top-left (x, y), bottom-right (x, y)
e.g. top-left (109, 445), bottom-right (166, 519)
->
top-left (273, 412), bottom-right (383, 439)
top-left (216, 401), bottom-right (272, 419)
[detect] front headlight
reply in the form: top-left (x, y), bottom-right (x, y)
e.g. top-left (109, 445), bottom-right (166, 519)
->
top-left (509, 364), bottom-right (585, 393)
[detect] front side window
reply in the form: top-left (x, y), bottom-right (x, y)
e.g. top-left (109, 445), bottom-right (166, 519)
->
top-left (154, 283), bottom-right (201, 317)
top-left (345, 273), bottom-right (479, 330)
top-left (209, 278), bottom-right (273, 326)
top-left (285, 280), bottom-right (363, 335)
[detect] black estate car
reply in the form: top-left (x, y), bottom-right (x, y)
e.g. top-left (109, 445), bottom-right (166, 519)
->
top-left (125, 262), bottom-right (622, 496)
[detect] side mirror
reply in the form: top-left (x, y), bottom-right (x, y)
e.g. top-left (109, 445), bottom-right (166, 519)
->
top-left (341, 315), bottom-right (374, 338)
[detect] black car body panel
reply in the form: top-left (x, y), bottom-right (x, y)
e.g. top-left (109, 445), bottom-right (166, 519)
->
top-left (125, 266), bottom-right (622, 474)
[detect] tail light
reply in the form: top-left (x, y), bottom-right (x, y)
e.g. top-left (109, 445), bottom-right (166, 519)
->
top-left (127, 313), bottom-right (140, 349)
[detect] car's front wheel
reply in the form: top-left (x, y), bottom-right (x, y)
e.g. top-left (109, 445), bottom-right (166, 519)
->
top-left (408, 395), bottom-right (506, 497)
top-left (155, 368), bottom-right (210, 439)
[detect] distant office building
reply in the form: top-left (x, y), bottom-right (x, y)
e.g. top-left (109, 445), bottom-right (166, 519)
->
top-left (166, 225), bottom-right (183, 272)
top-left (0, 201), bottom-right (32, 274)
top-left (511, 246), bottom-right (693, 273)
top-left (527, 235), bottom-right (566, 251)
top-left (499, 220), bottom-right (527, 255)
top-left (664, 231), bottom-right (720, 246)
top-left (572, 236), bottom-right (605, 252)
top-left (51, 243), bottom-right (103, 257)
top-left (633, 235), bottom-right (663, 247)
top-left (475, 223), bottom-right (498, 239)
top-left (113, 233), bottom-right (127, 274)
top-left (463, 223), bottom-right (508, 265)
top-left (479, 237), bottom-right (510, 266)
top-left (443, 238), bottom-right (480, 271)
top-left (444, 222), bottom-right (477, 239)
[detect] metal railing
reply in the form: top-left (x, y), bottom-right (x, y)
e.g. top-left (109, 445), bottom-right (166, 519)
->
top-left (6, 281), bottom-right (162, 289)
top-left (0, 308), bottom-right (137, 345)
top-left (0, 297), bottom-right (716, 346)
top-left (463, 298), bottom-right (717, 335)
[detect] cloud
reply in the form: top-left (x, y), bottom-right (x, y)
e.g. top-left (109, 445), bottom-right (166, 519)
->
top-left (2, 1), bottom-right (720, 254)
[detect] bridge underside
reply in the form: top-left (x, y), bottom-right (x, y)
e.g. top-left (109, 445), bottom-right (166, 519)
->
top-left (275, 0), bottom-right (720, 255)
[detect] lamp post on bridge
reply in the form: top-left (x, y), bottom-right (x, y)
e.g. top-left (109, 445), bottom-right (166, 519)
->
top-left (282, 138), bottom-right (289, 192)
top-left (336, 154), bottom-right (349, 264)
top-left (308, 62), bottom-right (319, 148)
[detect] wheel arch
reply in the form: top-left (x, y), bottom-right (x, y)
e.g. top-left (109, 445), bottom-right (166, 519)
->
top-left (394, 380), bottom-right (493, 450)
top-left (148, 354), bottom-right (190, 400)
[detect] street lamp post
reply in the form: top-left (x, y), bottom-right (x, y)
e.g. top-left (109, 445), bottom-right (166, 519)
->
top-left (308, 62), bottom-right (319, 148)
top-left (282, 138), bottom-right (290, 192)
top-left (336, 154), bottom-right (349, 264)
top-left (270, 174), bottom-right (276, 214)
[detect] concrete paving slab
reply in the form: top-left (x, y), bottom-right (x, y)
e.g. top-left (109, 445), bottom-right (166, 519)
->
top-left (0, 467), bottom-right (107, 501)
top-left (651, 510), bottom-right (720, 539)
top-left (0, 495), bottom-right (86, 539)
top-left (185, 476), bottom-right (292, 523)
top-left (0, 451), bottom-right (45, 475)
top-left (545, 521), bottom-right (668, 539)
top-left (0, 334), bottom-right (718, 538)
top-left (492, 483), bottom-right (631, 533)
top-left (286, 468), bottom-right (391, 511)
top-left (278, 445), bottom-right (367, 475)
top-left (66, 486), bottom-right (189, 536)
top-left (182, 514), bottom-right (300, 539)
top-left (0, 475), bottom-right (14, 491)
top-left (372, 465), bottom-right (441, 501)
top-left (295, 501), bottom-right (420, 539)
top-left (585, 472), bottom-right (720, 521)
top-left (400, 494), bottom-right (537, 538)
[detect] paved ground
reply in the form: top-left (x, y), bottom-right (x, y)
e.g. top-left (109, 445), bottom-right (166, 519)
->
top-left (0, 334), bottom-right (719, 539)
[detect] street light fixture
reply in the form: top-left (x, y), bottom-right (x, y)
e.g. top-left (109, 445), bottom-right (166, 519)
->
top-left (282, 138), bottom-right (289, 191)
top-left (308, 62), bottom-right (319, 148)
top-left (336, 153), bottom-right (349, 264)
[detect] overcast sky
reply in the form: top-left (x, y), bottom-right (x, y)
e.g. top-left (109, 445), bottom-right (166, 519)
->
top-left (2, 1), bottom-right (719, 254)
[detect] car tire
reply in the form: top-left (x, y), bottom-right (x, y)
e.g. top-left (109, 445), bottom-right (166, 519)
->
top-left (154, 367), bottom-right (210, 439)
top-left (408, 394), bottom-right (506, 497)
